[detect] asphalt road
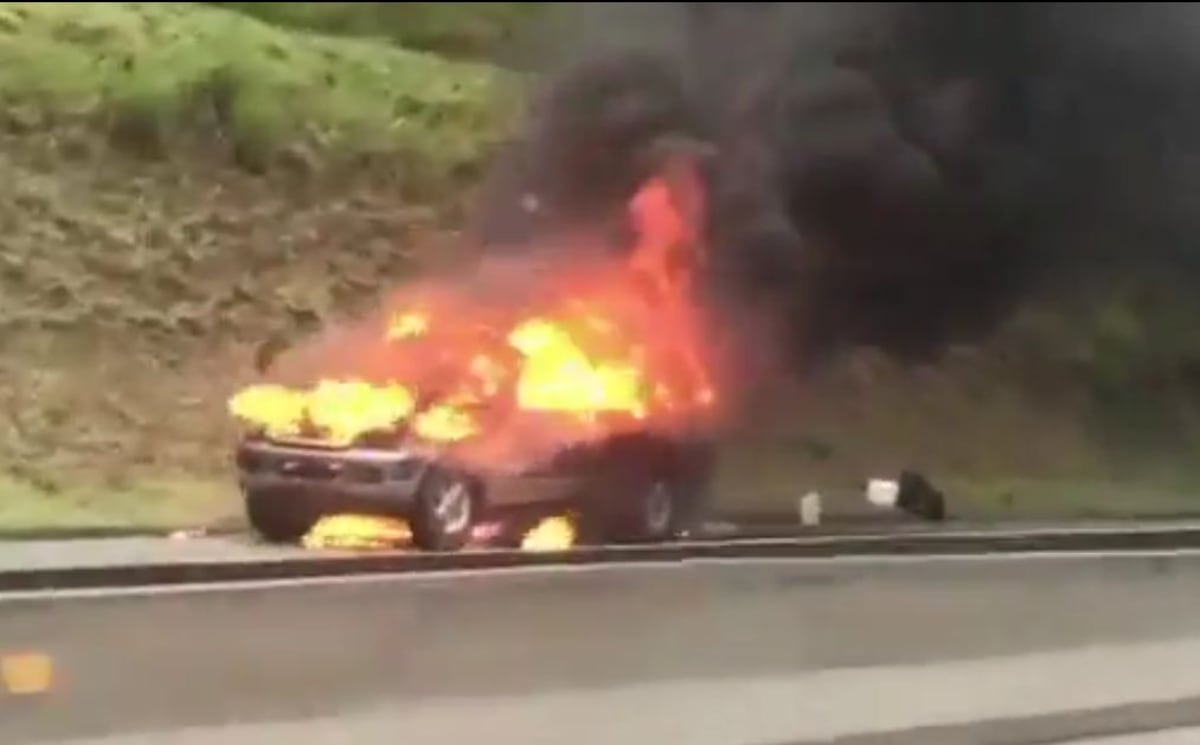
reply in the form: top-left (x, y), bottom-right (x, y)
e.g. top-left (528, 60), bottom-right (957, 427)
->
top-left (31, 649), bottom-right (1200, 745)
top-left (1065, 731), bottom-right (1200, 745)
top-left (4, 517), bottom-right (1200, 573)
top-left (6, 549), bottom-right (1200, 744)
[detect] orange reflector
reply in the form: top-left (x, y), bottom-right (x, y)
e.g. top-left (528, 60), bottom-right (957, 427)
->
top-left (2, 652), bottom-right (55, 695)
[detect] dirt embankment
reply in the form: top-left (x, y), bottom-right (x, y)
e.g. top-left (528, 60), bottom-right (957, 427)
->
top-left (0, 2), bottom-right (524, 525)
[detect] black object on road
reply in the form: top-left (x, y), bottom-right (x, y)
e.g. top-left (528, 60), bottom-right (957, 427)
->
top-left (896, 470), bottom-right (948, 522)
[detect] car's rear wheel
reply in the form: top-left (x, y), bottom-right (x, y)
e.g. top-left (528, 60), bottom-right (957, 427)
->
top-left (607, 477), bottom-right (682, 544)
top-left (245, 488), bottom-right (316, 544)
top-left (410, 467), bottom-right (478, 552)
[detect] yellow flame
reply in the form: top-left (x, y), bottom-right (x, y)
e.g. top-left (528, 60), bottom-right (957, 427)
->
top-left (228, 384), bottom-right (308, 437)
top-left (229, 380), bottom-right (416, 446)
top-left (508, 318), bottom-right (646, 418)
top-left (413, 403), bottom-right (480, 442)
top-left (306, 380), bottom-right (415, 445)
top-left (387, 311), bottom-right (430, 340)
top-left (301, 514), bottom-right (411, 551)
top-left (520, 515), bottom-right (577, 552)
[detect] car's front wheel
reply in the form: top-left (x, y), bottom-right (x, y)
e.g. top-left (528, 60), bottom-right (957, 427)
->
top-left (245, 488), bottom-right (316, 544)
top-left (410, 467), bottom-right (478, 552)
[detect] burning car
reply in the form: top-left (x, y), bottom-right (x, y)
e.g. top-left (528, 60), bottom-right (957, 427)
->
top-left (228, 162), bottom-right (721, 551)
top-left (234, 416), bottom-right (716, 552)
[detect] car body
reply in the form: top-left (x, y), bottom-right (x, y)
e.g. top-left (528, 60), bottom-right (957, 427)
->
top-left (236, 427), bottom-right (716, 551)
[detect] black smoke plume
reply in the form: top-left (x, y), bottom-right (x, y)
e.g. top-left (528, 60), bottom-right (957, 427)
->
top-left (476, 2), bottom-right (1200, 371)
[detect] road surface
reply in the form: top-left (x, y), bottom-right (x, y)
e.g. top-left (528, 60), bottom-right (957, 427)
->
top-left (5, 550), bottom-right (1200, 743)
top-left (4, 518), bottom-right (1200, 572)
top-left (1066, 731), bottom-right (1200, 745)
top-left (23, 639), bottom-right (1200, 745)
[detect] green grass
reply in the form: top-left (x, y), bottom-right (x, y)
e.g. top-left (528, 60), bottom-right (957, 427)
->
top-left (0, 476), bottom-right (237, 531)
top-left (209, 2), bottom-right (548, 61)
top-left (937, 476), bottom-right (1200, 519)
top-left (0, 2), bottom-right (522, 194)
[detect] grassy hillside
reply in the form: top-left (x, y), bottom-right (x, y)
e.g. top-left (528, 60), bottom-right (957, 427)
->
top-left (0, 2), bottom-right (526, 528)
top-left (206, 2), bottom-right (547, 61)
top-left (1, 2), bottom-right (1198, 531)
top-left (0, 2), bottom-right (522, 187)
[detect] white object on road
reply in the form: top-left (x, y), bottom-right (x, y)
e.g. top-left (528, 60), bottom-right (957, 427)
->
top-left (798, 491), bottom-right (822, 526)
top-left (866, 478), bottom-right (900, 508)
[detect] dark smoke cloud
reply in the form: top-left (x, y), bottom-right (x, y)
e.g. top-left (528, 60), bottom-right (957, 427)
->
top-left (475, 2), bottom-right (1200, 371)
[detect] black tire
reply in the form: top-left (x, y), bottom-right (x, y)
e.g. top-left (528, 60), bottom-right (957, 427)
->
top-left (583, 432), bottom-right (709, 545)
top-left (608, 477), bottom-right (682, 544)
top-left (410, 466), bottom-right (478, 552)
top-left (245, 489), bottom-right (317, 544)
top-left (670, 437), bottom-right (717, 538)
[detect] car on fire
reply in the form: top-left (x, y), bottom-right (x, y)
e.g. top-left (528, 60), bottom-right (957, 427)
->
top-left (232, 155), bottom-right (723, 552)
top-left (234, 417), bottom-right (716, 552)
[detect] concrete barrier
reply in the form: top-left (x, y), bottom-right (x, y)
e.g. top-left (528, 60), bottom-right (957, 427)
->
top-left (5, 550), bottom-right (1200, 743)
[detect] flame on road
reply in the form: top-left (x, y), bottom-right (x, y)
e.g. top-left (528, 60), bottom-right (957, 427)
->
top-left (519, 516), bottom-right (577, 552)
top-left (298, 512), bottom-right (576, 553)
top-left (301, 514), bottom-right (412, 551)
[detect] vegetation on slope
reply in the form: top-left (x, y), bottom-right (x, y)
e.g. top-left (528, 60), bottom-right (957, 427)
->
top-left (0, 2), bottom-right (521, 193)
top-left (207, 2), bottom-right (547, 61)
top-left (0, 2), bottom-right (528, 528)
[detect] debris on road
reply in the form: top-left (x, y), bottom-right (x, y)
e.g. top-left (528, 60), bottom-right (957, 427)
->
top-left (168, 528), bottom-right (208, 541)
top-left (864, 471), bottom-right (948, 522)
top-left (896, 470), bottom-right (948, 521)
top-left (866, 478), bottom-right (901, 508)
top-left (798, 491), bottom-right (822, 526)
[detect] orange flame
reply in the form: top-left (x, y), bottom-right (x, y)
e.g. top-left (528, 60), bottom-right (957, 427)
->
top-left (229, 161), bottom-right (717, 467)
